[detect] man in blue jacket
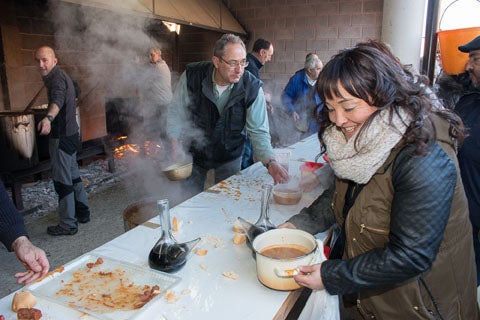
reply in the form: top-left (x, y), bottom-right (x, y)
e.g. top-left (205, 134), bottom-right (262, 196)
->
top-left (282, 53), bottom-right (323, 138)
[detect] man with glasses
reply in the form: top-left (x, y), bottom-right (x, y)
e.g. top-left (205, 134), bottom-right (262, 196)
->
top-left (166, 34), bottom-right (288, 197)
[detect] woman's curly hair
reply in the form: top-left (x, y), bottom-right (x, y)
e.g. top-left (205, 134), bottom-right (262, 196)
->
top-left (315, 39), bottom-right (465, 156)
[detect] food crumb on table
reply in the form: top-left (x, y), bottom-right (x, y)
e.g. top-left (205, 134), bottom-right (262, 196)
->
top-left (222, 271), bottom-right (239, 280)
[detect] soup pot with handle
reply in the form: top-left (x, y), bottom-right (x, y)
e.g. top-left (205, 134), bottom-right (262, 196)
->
top-left (252, 228), bottom-right (317, 291)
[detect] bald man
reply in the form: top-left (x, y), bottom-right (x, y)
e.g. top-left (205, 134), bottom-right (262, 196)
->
top-left (35, 46), bottom-right (90, 236)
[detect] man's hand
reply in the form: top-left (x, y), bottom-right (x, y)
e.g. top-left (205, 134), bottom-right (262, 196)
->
top-left (12, 236), bottom-right (50, 284)
top-left (266, 101), bottom-right (274, 113)
top-left (37, 117), bottom-right (52, 135)
top-left (292, 111), bottom-right (300, 122)
top-left (267, 161), bottom-right (289, 184)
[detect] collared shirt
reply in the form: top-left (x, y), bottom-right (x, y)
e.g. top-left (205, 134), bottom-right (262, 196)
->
top-left (282, 68), bottom-right (322, 114)
top-left (166, 69), bottom-right (274, 162)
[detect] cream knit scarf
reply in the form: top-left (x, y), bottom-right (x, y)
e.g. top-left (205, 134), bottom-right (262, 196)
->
top-left (323, 109), bottom-right (410, 184)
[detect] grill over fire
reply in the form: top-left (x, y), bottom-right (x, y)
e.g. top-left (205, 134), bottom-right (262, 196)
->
top-left (111, 136), bottom-right (163, 160)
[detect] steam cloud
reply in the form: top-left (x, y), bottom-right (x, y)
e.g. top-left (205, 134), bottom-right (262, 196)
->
top-left (49, 2), bottom-right (196, 205)
top-left (47, 1), bottom-right (313, 204)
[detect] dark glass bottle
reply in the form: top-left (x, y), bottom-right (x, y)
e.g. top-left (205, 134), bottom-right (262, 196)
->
top-left (148, 199), bottom-right (199, 273)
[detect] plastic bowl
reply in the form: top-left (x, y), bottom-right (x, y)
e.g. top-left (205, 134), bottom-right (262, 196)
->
top-left (273, 185), bottom-right (302, 205)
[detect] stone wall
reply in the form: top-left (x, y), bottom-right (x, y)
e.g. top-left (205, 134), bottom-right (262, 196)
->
top-left (224, 0), bottom-right (383, 96)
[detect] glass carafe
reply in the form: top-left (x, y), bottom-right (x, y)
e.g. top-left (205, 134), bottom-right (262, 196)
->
top-left (238, 184), bottom-right (276, 244)
top-left (148, 199), bottom-right (200, 273)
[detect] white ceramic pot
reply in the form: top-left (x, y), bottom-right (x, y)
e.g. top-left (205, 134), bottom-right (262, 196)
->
top-left (252, 228), bottom-right (317, 291)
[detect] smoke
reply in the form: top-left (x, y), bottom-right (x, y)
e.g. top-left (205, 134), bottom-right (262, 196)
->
top-left (44, 1), bottom-right (312, 205)
top-left (47, 1), bottom-right (198, 205)
top-left (262, 81), bottom-right (306, 148)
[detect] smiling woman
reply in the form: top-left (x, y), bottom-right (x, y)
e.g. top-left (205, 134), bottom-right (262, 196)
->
top-left (283, 40), bottom-right (478, 319)
top-left (323, 89), bottom-right (378, 141)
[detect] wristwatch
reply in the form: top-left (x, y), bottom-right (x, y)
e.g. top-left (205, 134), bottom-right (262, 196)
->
top-left (46, 115), bottom-right (54, 123)
top-left (264, 158), bottom-right (277, 169)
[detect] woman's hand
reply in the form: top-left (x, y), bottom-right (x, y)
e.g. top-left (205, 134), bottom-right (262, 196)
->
top-left (293, 263), bottom-right (325, 290)
top-left (277, 222), bottom-right (297, 229)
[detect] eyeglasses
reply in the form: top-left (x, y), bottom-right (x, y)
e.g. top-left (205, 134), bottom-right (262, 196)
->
top-left (218, 57), bottom-right (249, 68)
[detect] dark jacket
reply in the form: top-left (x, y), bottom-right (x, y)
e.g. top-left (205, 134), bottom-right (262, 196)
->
top-left (289, 115), bottom-right (479, 319)
top-left (455, 88), bottom-right (480, 229)
top-left (437, 72), bottom-right (480, 231)
top-left (245, 53), bottom-right (263, 79)
top-left (43, 65), bottom-right (78, 138)
top-left (185, 62), bottom-right (262, 168)
top-left (0, 181), bottom-right (28, 251)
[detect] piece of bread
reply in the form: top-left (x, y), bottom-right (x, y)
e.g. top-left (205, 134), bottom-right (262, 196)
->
top-left (233, 234), bottom-right (246, 245)
top-left (172, 217), bottom-right (179, 232)
top-left (11, 292), bottom-right (37, 312)
top-left (194, 248), bottom-right (208, 256)
top-left (222, 271), bottom-right (238, 280)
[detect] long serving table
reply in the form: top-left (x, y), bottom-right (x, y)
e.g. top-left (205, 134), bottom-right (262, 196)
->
top-left (0, 135), bottom-right (326, 320)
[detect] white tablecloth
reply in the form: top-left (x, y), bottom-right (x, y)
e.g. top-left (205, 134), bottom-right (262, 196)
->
top-left (0, 135), bottom-right (325, 320)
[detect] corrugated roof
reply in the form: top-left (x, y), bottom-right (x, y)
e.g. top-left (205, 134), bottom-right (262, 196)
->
top-left (60, 0), bottom-right (246, 35)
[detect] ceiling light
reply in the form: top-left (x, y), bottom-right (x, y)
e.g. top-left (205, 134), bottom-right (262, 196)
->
top-left (162, 21), bottom-right (181, 35)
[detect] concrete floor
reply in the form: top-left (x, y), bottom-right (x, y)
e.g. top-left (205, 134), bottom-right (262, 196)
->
top-left (0, 164), bottom-right (192, 299)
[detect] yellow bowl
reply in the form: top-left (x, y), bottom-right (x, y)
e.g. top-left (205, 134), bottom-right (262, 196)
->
top-left (162, 162), bottom-right (193, 181)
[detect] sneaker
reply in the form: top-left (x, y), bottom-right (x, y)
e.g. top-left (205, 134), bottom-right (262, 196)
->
top-left (76, 215), bottom-right (90, 224)
top-left (47, 225), bottom-right (78, 236)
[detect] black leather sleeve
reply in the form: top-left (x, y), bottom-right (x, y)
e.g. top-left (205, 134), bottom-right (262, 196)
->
top-left (321, 144), bottom-right (457, 295)
top-left (287, 187), bottom-right (335, 234)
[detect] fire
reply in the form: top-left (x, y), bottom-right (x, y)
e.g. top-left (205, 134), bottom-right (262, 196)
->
top-left (112, 136), bottom-right (162, 159)
top-left (113, 143), bottom-right (139, 159)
